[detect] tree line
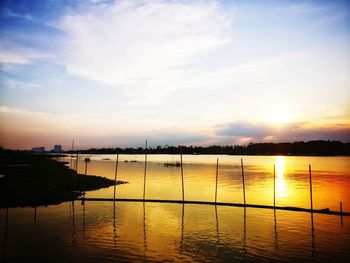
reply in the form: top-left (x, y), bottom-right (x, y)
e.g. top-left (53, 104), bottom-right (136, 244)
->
top-left (72, 140), bottom-right (350, 156)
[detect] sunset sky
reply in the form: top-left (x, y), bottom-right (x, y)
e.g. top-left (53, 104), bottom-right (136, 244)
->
top-left (1, 0), bottom-right (349, 150)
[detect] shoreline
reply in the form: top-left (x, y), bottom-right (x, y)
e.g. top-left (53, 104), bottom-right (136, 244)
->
top-left (0, 150), bottom-right (127, 208)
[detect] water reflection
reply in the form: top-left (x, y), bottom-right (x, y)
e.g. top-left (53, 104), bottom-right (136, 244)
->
top-left (143, 202), bottom-right (147, 260)
top-left (243, 207), bottom-right (247, 254)
top-left (275, 156), bottom-right (287, 198)
top-left (1, 202), bottom-right (349, 262)
top-left (113, 201), bottom-right (117, 250)
top-left (311, 212), bottom-right (315, 257)
top-left (215, 205), bottom-right (220, 257)
top-left (273, 210), bottom-right (279, 250)
top-left (180, 204), bottom-right (184, 253)
top-left (71, 201), bottom-right (76, 250)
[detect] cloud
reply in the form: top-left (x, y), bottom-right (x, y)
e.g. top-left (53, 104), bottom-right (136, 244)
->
top-left (217, 121), bottom-right (350, 143)
top-left (1, 8), bottom-right (33, 21)
top-left (58, 0), bottom-right (233, 100)
top-left (0, 43), bottom-right (55, 65)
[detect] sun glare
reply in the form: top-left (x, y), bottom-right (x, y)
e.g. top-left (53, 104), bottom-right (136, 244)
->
top-left (268, 112), bottom-right (292, 125)
top-left (275, 156), bottom-right (287, 198)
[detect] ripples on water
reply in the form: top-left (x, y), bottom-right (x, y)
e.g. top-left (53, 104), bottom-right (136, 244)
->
top-left (1, 155), bottom-right (349, 262)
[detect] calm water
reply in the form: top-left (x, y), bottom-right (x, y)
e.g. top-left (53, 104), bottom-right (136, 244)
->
top-left (1, 155), bottom-right (350, 262)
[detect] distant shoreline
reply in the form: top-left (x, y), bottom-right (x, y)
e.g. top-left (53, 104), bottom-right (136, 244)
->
top-left (60, 140), bottom-right (350, 156)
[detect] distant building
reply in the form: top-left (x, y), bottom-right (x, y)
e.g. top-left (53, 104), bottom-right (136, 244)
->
top-left (32, 147), bottom-right (45, 153)
top-left (53, 145), bottom-right (62, 153)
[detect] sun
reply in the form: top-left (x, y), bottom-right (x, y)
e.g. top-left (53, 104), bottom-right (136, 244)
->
top-left (267, 112), bottom-right (292, 125)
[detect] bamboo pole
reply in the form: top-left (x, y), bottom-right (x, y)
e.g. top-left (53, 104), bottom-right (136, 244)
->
top-left (143, 140), bottom-right (148, 200)
top-left (273, 164), bottom-right (276, 208)
top-left (309, 164), bottom-right (313, 211)
top-left (215, 158), bottom-right (219, 203)
top-left (113, 154), bottom-right (119, 199)
top-left (70, 139), bottom-right (74, 168)
top-left (181, 154), bottom-right (185, 202)
top-left (241, 158), bottom-right (246, 205)
top-left (83, 158), bottom-right (90, 197)
top-left (75, 151), bottom-right (79, 172)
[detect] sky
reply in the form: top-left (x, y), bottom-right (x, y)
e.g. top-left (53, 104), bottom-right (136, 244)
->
top-left (0, 0), bottom-right (349, 150)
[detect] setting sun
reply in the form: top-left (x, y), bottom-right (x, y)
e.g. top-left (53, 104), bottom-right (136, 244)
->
top-left (268, 112), bottom-right (292, 125)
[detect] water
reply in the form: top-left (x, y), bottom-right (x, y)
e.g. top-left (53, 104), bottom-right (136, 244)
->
top-left (1, 155), bottom-right (350, 262)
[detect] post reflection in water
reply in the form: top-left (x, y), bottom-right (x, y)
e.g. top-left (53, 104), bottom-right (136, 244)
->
top-left (71, 201), bottom-right (76, 250)
top-left (143, 202), bottom-right (147, 260)
top-left (243, 207), bottom-right (247, 254)
top-left (215, 205), bottom-right (220, 257)
top-left (180, 204), bottom-right (184, 253)
top-left (82, 202), bottom-right (86, 235)
top-left (311, 212), bottom-right (315, 257)
top-left (273, 209), bottom-right (279, 250)
top-left (113, 201), bottom-right (117, 251)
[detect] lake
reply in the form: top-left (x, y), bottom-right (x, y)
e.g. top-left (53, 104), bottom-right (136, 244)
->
top-left (1, 155), bottom-right (350, 262)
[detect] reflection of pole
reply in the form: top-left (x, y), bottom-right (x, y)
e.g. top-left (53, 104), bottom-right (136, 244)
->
top-left (215, 158), bottom-right (219, 203)
top-left (273, 210), bottom-right (278, 250)
top-left (83, 202), bottom-right (86, 236)
top-left (181, 154), bottom-right (185, 202)
top-left (241, 159), bottom-right (246, 205)
top-left (113, 154), bottom-right (119, 199)
top-left (180, 204), bottom-right (184, 252)
top-left (72, 201), bottom-right (76, 250)
top-left (143, 203), bottom-right (147, 259)
top-left (243, 207), bottom-right (247, 254)
top-left (143, 140), bottom-right (148, 200)
top-left (310, 212), bottom-right (315, 256)
top-left (309, 165), bottom-right (313, 211)
top-left (113, 201), bottom-right (117, 250)
top-left (215, 205), bottom-right (220, 248)
top-left (273, 164), bottom-right (276, 208)
top-left (340, 202), bottom-right (343, 227)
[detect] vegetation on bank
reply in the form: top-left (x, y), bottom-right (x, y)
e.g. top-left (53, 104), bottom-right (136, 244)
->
top-left (0, 150), bottom-right (126, 208)
top-left (72, 140), bottom-right (350, 156)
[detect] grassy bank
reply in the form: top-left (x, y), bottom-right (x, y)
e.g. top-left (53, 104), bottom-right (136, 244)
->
top-left (0, 150), bottom-right (126, 208)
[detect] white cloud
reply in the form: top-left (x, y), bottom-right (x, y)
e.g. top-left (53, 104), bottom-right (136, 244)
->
top-left (58, 0), bottom-right (233, 100)
top-left (0, 43), bottom-right (55, 65)
top-left (1, 8), bottom-right (33, 21)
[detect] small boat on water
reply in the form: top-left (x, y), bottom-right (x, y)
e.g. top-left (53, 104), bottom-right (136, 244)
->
top-left (164, 161), bottom-right (181, 167)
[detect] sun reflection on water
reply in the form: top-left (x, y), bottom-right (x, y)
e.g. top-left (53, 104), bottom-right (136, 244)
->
top-left (275, 156), bottom-right (287, 198)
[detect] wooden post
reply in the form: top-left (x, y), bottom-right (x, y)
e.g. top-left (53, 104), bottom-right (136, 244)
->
top-left (83, 158), bottom-right (90, 197)
top-left (70, 139), bottom-right (74, 168)
top-left (143, 140), bottom-right (148, 200)
top-left (215, 158), bottom-right (219, 203)
top-left (241, 158), bottom-right (246, 205)
top-left (340, 201), bottom-right (343, 214)
top-left (181, 154), bottom-right (185, 202)
top-left (309, 164), bottom-right (313, 211)
top-left (113, 154), bottom-right (119, 199)
top-left (75, 151), bottom-right (79, 172)
top-left (273, 164), bottom-right (276, 208)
